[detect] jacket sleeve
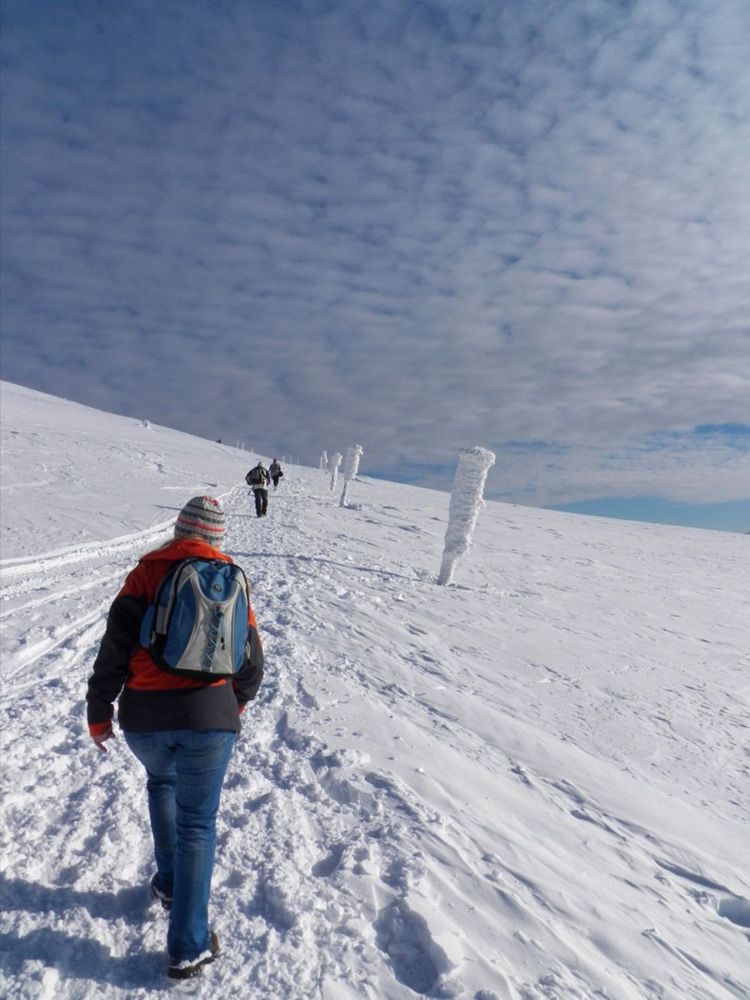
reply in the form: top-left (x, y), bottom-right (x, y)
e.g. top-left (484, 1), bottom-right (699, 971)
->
top-left (232, 604), bottom-right (264, 708)
top-left (86, 566), bottom-right (148, 726)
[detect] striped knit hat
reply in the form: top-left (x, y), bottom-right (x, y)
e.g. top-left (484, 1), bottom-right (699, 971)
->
top-left (174, 496), bottom-right (226, 546)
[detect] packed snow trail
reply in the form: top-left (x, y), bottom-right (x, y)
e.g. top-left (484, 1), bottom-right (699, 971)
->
top-left (1, 464), bottom-right (749, 999)
top-left (1, 478), bottom-right (482, 998)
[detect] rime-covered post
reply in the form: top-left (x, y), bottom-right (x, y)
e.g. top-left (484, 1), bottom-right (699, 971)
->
top-left (437, 446), bottom-right (496, 586)
top-left (339, 444), bottom-right (363, 507)
top-left (329, 452), bottom-right (342, 492)
top-left (319, 451), bottom-right (329, 473)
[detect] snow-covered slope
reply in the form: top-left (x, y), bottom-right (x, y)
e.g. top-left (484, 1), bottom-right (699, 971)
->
top-left (1, 381), bottom-right (748, 1000)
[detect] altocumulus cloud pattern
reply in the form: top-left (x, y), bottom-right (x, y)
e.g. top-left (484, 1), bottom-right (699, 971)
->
top-left (1, 0), bottom-right (749, 512)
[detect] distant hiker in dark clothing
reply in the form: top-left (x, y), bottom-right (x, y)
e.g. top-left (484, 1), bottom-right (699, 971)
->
top-left (269, 459), bottom-right (284, 489)
top-left (245, 462), bottom-right (270, 517)
top-left (86, 496), bottom-right (264, 981)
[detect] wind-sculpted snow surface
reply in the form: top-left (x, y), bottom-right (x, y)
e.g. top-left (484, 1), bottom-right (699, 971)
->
top-left (1, 383), bottom-right (749, 998)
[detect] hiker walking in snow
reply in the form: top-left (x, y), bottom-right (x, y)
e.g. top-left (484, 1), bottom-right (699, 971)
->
top-left (86, 496), bottom-right (264, 981)
top-left (245, 461), bottom-right (270, 517)
top-left (269, 458), bottom-right (284, 489)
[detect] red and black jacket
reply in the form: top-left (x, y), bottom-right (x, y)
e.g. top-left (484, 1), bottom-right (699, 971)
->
top-left (86, 538), bottom-right (264, 734)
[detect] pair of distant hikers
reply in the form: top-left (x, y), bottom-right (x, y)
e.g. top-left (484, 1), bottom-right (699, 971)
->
top-left (245, 459), bottom-right (283, 517)
top-left (86, 496), bottom-right (264, 980)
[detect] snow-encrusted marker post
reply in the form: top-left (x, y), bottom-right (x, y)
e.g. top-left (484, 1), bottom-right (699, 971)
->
top-left (437, 446), bottom-right (496, 586)
top-left (319, 451), bottom-right (329, 473)
top-left (329, 452), bottom-right (342, 492)
top-left (339, 444), bottom-right (363, 507)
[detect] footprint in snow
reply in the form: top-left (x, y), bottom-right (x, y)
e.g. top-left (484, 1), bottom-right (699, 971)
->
top-left (717, 895), bottom-right (750, 928)
top-left (374, 900), bottom-right (440, 994)
top-left (312, 844), bottom-right (346, 878)
top-left (655, 859), bottom-right (750, 930)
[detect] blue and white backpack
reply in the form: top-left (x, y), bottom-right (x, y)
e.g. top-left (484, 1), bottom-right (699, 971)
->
top-left (139, 558), bottom-right (250, 679)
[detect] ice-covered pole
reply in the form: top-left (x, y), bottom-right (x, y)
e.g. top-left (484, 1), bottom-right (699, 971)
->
top-left (319, 451), bottom-right (329, 473)
top-left (329, 452), bottom-right (342, 492)
top-left (339, 444), bottom-right (363, 507)
top-left (437, 446), bottom-right (496, 586)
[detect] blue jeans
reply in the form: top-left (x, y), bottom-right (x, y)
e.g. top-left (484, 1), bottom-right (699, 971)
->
top-left (124, 729), bottom-right (236, 963)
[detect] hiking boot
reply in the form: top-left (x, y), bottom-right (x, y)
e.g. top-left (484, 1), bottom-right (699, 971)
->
top-left (168, 931), bottom-right (220, 980)
top-left (149, 875), bottom-right (172, 911)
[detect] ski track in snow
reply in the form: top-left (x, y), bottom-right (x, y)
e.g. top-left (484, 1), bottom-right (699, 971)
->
top-left (1, 473), bottom-right (749, 999)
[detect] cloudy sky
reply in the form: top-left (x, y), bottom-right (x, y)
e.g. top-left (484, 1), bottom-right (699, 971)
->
top-left (2, 0), bottom-right (749, 528)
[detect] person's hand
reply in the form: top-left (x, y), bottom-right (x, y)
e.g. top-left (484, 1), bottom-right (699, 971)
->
top-left (90, 721), bottom-right (116, 753)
